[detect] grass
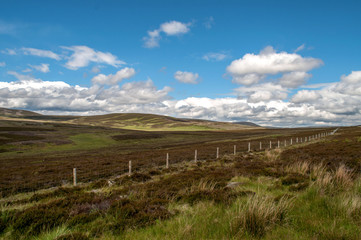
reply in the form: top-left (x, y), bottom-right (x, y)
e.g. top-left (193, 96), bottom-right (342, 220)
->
top-left (1, 125), bottom-right (360, 239)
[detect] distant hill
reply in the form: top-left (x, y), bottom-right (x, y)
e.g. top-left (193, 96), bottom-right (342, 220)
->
top-left (234, 121), bottom-right (261, 127)
top-left (68, 113), bottom-right (262, 131)
top-left (0, 108), bottom-right (262, 131)
top-left (0, 107), bottom-right (41, 118)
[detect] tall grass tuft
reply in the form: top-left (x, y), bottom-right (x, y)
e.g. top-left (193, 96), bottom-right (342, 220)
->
top-left (264, 148), bottom-right (282, 162)
top-left (232, 195), bottom-right (293, 237)
top-left (314, 164), bottom-right (354, 193)
top-left (285, 161), bottom-right (310, 175)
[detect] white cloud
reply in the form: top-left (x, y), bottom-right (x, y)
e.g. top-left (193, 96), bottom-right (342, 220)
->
top-left (202, 52), bottom-right (228, 61)
top-left (92, 67), bottom-right (136, 85)
top-left (1, 71), bottom-right (171, 112)
top-left (29, 63), bottom-right (50, 73)
top-left (143, 21), bottom-right (191, 48)
top-left (226, 46), bottom-right (323, 85)
top-left (143, 30), bottom-right (161, 48)
top-left (22, 47), bottom-right (61, 60)
top-left (63, 46), bottom-right (125, 70)
top-left (291, 90), bottom-right (321, 103)
top-left (0, 62), bottom-right (5, 67)
top-left (160, 21), bottom-right (190, 35)
top-left (1, 48), bottom-right (17, 55)
top-left (174, 71), bottom-right (199, 84)
top-left (340, 71), bottom-right (361, 84)
top-left (235, 83), bottom-right (288, 103)
top-left (278, 71), bottom-right (311, 88)
top-left (294, 44), bottom-right (305, 53)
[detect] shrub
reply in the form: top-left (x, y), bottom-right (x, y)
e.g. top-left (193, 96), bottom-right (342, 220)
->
top-left (13, 207), bottom-right (67, 236)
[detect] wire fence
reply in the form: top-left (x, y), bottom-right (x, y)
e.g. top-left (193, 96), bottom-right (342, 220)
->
top-left (1, 129), bottom-right (337, 197)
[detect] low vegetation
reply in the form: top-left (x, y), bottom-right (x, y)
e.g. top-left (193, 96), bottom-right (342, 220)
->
top-left (0, 116), bottom-right (360, 239)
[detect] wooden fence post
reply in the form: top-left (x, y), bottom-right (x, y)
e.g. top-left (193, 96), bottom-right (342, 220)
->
top-left (195, 150), bottom-right (197, 162)
top-left (216, 147), bottom-right (219, 159)
top-left (269, 141), bottom-right (272, 149)
top-left (260, 142), bottom-right (262, 150)
top-left (296, 137), bottom-right (298, 143)
top-left (128, 161), bottom-right (132, 176)
top-left (234, 145), bottom-right (236, 155)
top-left (248, 142), bottom-right (251, 152)
top-left (284, 140), bottom-right (287, 147)
top-left (290, 138), bottom-right (293, 145)
top-left (278, 140), bottom-right (280, 148)
top-left (166, 153), bottom-right (169, 168)
top-left (73, 168), bottom-right (77, 186)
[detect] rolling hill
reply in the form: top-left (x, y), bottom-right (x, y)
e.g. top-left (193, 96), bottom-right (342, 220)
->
top-left (68, 113), bottom-right (261, 131)
top-left (0, 107), bottom-right (261, 131)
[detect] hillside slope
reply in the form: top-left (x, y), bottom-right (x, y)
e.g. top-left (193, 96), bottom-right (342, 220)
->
top-left (0, 107), bottom-right (41, 118)
top-left (68, 113), bottom-right (261, 131)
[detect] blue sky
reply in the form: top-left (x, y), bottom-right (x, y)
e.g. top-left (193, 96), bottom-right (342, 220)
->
top-left (1, 0), bottom-right (361, 127)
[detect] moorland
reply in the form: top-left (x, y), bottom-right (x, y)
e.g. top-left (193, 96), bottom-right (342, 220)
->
top-left (0, 107), bottom-right (360, 239)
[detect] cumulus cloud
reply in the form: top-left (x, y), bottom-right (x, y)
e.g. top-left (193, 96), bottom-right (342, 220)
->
top-left (174, 71), bottom-right (199, 84)
top-left (226, 46), bottom-right (323, 85)
top-left (291, 70), bottom-right (361, 116)
top-left (22, 47), bottom-right (61, 60)
top-left (0, 62), bottom-right (5, 67)
top-left (28, 63), bottom-right (50, 73)
top-left (1, 71), bottom-right (171, 112)
top-left (92, 67), bottom-right (136, 85)
top-left (63, 46), bottom-right (125, 70)
top-left (160, 21), bottom-right (190, 35)
top-left (235, 83), bottom-right (288, 103)
top-left (278, 71), bottom-right (311, 88)
top-left (143, 21), bottom-right (191, 48)
top-left (202, 52), bottom-right (228, 61)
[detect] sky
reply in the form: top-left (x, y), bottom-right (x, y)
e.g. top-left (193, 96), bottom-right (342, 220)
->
top-left (0, 0), bottom-right (361, 127)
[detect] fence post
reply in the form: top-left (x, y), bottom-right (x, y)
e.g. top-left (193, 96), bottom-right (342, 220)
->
top-left (234, 145), bottom-right (236, 155)
top-left (128, 161), bottom-right (132, 176)
top-left (166, 153), bottom-right (169, 168)
top-left (195, 150), bottom-right (197, 162)
top-left (284, 140), bottom-right (287, 147)
top-left (305, 137), bottom-right (307, 142)
top-left (216, 147), bottom-right (219, 159)
top-left (278, 140), bottom-right (280, 148)
top-left (296, 137), bottom-right (298, 143)
top-left (248, 142), bottom-right (251, 152)
top-left (290, 138), bottom-right (293, 145)
top-left (73, 168), bottom-right (77, 186)
top-left (269, 141), bottom-right (272, 149)
top-left (260, 142), bottom-right (262, 150)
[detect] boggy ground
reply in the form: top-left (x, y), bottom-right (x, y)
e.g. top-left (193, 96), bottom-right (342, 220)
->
top-left (0, 119), bottom-right (327, 196)
top-left (0, 126), bottom-right (360, 239)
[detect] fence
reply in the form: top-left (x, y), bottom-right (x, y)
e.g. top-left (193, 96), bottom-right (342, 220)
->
top-left (70, 129), bottom-right (337, 187)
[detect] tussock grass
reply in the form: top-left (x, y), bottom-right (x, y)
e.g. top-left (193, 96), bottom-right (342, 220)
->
top-left (264, 148), bottom-right (282, 162)
top-left (231, 195), bottom-right (293, 237)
